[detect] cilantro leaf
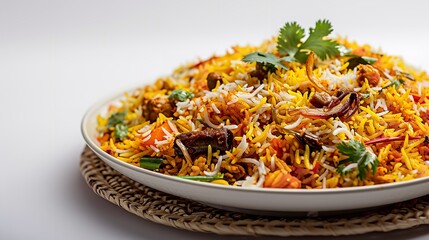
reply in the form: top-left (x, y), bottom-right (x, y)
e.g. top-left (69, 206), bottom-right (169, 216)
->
top-left (107, 111), bottom-right (126, 128)
top-left (336, 140), bottom-right (379, 179)
top-left (277, 22), bottom-right (305, 57)
top-left (360, 93), bottom-right (371, 99)
top-left (346, 56), bottom-right (378, 70)
top-left (243, 19), bottom-right (340, 70)
top-left (381, 79), bottom-right (404, 90)
top-left (168, 89), bottom-right (194, 103)
top-left (294, 19), bottom-right (340, 63)
top-left (242, 52), bottom-right (291, 71)
top-left (114, 124), bottom-right (128, 140)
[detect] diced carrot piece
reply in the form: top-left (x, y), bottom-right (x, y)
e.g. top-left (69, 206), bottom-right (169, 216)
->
top-left (141, 122), bottom-right (171, 146)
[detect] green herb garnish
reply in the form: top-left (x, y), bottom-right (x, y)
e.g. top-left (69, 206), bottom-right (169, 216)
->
top-left (283, 19), bottom-right (340, 63)
top-left (336, 140), bottom-right (379, 179)
top-left (242, 52), bottom-right (292, 71)
top-left (168, 89), bottom-right (194, 103)
top-left (175, 173), bottom-right (224, 182)
top-left (107, 111), bottom-right (126, 128)
top-left (338, 45), bottom-right (378, 70)
top-left (114, 124), bottom-right (128, 140)
top-left (196, 118), bottom-right (205, 124)
top-left (277, 21), bottom-right (305, 58)
top-left (360, 93), bottom-right (371, 99)
top-left (242, 19), bottom-right (340, 71)
top-left (140, 157), bottom-right (165, 170)
top-left (381, 79), bottom-right (404, 90)
top-left (346, 56), bottom-right (378, 70)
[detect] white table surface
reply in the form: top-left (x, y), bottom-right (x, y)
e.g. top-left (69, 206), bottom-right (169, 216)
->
top-left (1, 0), bottom-right (429, 239)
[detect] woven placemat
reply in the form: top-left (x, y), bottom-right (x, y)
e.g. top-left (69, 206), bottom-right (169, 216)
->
top-left (80, 146), bottom-right (429, 237)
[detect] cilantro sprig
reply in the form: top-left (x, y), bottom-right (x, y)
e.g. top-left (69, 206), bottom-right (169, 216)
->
top-left (107, 111), bottom-right (129, 140)
top-left (381, 79), bottom-right (404, 90)
top-left (242, 19), bottom-right (340, 71)
top-left (168, 89), bottom-right (194, 103)
top-left (242, 52), bottom-right (292, 71)
top-left (277, 22), bottom-right (304, 58)
top-left (282, 19), bottom-right (340, 63)
top-left (346, 56), bottom-right (378, 70)
top-left (107, 111), bottom-right (126, 128)
top-left (336, 140), bottom-right (380, 180)
top-left (114, 124), bottom-right (128, 140)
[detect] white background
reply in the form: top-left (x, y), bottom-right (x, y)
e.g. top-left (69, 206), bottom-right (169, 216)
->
top-left (1, 0), bottom-right (429, 239)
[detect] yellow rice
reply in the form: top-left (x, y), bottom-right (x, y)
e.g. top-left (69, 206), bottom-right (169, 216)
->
top-left (96, 35), bottom-right (429, 189)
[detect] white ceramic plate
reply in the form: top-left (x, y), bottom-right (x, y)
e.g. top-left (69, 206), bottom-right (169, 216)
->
top-left (81, 90), bottom-right (429, 215)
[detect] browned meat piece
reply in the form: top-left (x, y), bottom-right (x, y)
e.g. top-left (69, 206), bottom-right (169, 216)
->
top-left (231, 164), bottom-right (246, 181)
top-left (174, 128), bottom-right (233, 156)
top-left (309, 92), bottom-right (332, 108)
top-left (207, 72), bottom-right (223, 90)
top-left (356, 64), bottom-right (380, 87)
top-left (287, 130), bottom-right (322, 150)
top-left (250, 62), bottom-right (270, 81)
top-left (142, 96), bottom-right (174, 122)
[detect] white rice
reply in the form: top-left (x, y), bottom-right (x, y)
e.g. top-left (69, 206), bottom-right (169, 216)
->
top-left (284, 116), bottom-right (303, 130)
top-left (203, 107), bottom-right (221, 128)
top-left (167, 120), bottom-right (179, 134)
top-left (149, 145), bottom-right (160, 153)
top-left (211, 103), bottom-right (221, 114)
top-left (161, 127), bottom-right (172, 138)
top-left (204, 156), bottom-right (223, 177)
top-left (175, 139), bottom-right (192, 164)
top-left (223, 124), bottom-right (238, 130)
top-left (141, 134), bottom-right (152, 143)
top-left (236, 84), bottom-right (265, 99)
top-left (374, 98), bottom-right (388, 111)
top-left (332, 120), bottom-right (354, 139)
top-left (114, 148), bottom-right (133, 154)
top-left (317, 169), bottom-right (329, 182)
top-left (235, 135), bottom-right (248, 159)
top-left (341, 163), bottom-right (358, 172)
top-left (321, 163), bottom-right (336, 172)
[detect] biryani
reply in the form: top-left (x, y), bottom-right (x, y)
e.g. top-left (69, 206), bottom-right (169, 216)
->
top-left (96, 20), bottom-right (429, 189)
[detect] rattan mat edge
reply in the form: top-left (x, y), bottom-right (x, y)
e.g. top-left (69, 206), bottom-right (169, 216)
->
top-left (80, 147), bottom-right (429, 237)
